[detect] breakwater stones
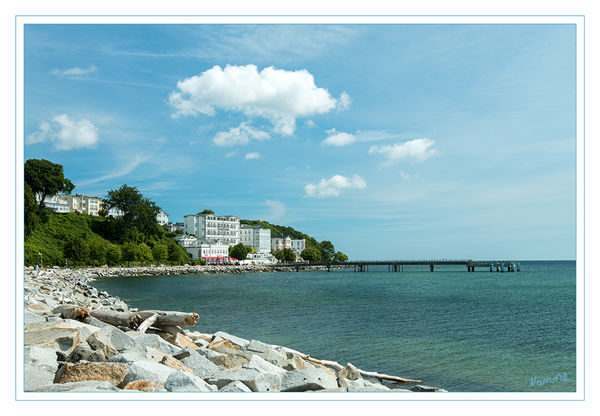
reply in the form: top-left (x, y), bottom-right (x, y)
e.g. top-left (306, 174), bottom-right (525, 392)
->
top-left (23, 266), bottom-right (447, 393)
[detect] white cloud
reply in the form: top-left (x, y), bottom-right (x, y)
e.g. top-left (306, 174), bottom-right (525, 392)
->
top-left (368, 138), bottom-right (437, 166)
top-left (304, 174), bottom-right (366, 198)
top-left (304, 120), bottom-right (317, 128)
top-left (26, 114), bottom-right (99, 151)
top-left (51, 65), bottom-right (98, 77)
top-left (225, 151), bottom-right (236, 158)
top-left (169, 64), bottom-right (349, 135)
top-left (337, 91), bottom-right (352, 111)
top-left (265, 200), bottom-right (286, 220)
top-left (322, 128), bottom-right (356, 147)
top-left (245, 152), bottom-right (261, 160)
top-left (213, 122), bottom-right (270, 146)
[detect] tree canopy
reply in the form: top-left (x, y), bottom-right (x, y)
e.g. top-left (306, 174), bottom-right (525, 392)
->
top-left (104, 184), bottom-right (161, 242)
top-left (273, 248), bottom-right (296, 263)
top-left (301, 246), bottom-right (321, 262)
top-left (229, 243), bottom-right (249, 260)
top-left (25, 159), bottom-right (75, 214)
top-left (198, 209), bottom-right (215, 215)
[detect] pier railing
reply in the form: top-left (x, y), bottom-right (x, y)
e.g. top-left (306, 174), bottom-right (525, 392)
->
top-left (272, 259), bottom-right (520, 272)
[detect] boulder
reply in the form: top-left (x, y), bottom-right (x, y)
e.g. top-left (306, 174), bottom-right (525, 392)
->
top-left (280, 367), bottom-right (338, 392)
top-left (338, 377), bottom-right (392, 392)
top-left (25, 322), bottom-right (82, 357)
top-left (24, 345), bottom-right (59, 372)
top-left (92, 325), bottom-right (136, 352)
top-left (410, 385), bottom-right (448, 392)
top-left (66, 344), bottom-right (106, 363)
top-left (24, 364), bottom-right (56, 391)
top-left (36, 381), bottom-right (120, 392)
top-left (159, 355), bottom-right (193, 373)
top-left (25, 311), bottom-right (46, 325)
top-left (164, 370), bottom-right (218, 392)
top-left (119, 359), bottom-right (177, 388)
top-left (219, 380), bottom-right (252, 392)
top-left (86, 331), bottom-right (119, 359)
top-left (123, 380), bottom-right (165, 392)
top-left (247, 339), bottom-right (287, 366)
top-left (125, 332), bottom-right (182, 355)
top-left (246, 354), bottom-right (286, 377)
top-left (338, 363), bottom-right (361, 381)
top-left (63, 319), bottom-right (100, 341)
top-left (207, 367), bottom-right (281, 392)
top-left (194, 346), bottom-right (226, 361)
top-left (84, 316), bottom-right (115, 329)
top-left (282, 354), bottom-right (311, 371)
top-left (178, 348), bottom-right (222, 379)
top-left (108, 350), bottom-right (147, 364)
top-left (53, 362), bottom-right (128, 386)
top-left (212, 331), bottom-right (250, 348)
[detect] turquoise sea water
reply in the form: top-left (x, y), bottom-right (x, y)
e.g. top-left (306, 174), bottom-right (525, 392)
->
top-left (91, 261), bottom-right (576, 392)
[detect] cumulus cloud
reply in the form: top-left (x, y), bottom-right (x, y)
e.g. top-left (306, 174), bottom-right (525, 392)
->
top-left (26, 114), bottom-right (99, 151)
top-left (368, 138), bottom-right (437, 166)
top-left (304, 174), bottom-right (366, 198)
top-left (322, 128), bottom-right (356, 147)
top-left (213, 122), bottom-right (270, 146)
top-left (337, 91), bottom-right (352, 111)
top-left (169, 64), bottom-right (349, 135)
top-left (244, 152), bottom-right (261, 160)
top-left (51, 65), bottom-right (98, 77)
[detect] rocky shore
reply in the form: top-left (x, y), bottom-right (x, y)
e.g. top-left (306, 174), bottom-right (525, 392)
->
top-left (24, 266), bottom-right (447, 393)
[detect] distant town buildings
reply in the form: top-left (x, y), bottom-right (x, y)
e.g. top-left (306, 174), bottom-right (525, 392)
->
top-left (184, 213), bottom-right (240, 246)
top-left (240, 224), bottom-right (272, 253)
top-left (156, 210), bottom-right (169, 225)
top-left (271, 235), bottom-right (306, 258)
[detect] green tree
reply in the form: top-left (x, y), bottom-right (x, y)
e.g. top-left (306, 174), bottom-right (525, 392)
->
top-left (333, 251), bottom-right (348, 263)
top-left (167, 242), bottom-right (187, 265)
top-left (319, 240), bottom-right (335, 262)
top-left (273, 248), bottom-right (296, 263)
top-left (138, 243), bottom-right (153, 265)
top-left (198, 209), bottom-right (215, 215)
top-left (152, 244), bottom-right (168, 265)
top-left (104, 185), bottom-right (161, 242)
top-left (25, 159), bottom-right (75, 214)
top-left (24, 183), bottom-right (40, 236)
top-left (88, 239), bottom-right (108, 266)
top-left (301, 246), bottom-right (322, 263)
top-left (63, 235), bottom-right (90, 265)
top-left (122, 242), bottom-right (140, 266)
top-left (229, 243), bottom-right (249, 260)
top-left (105, 244), bottom-right (122, 266)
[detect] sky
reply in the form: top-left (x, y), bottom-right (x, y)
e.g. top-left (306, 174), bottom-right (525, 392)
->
top-left (23, 23), bottom-right (576, 260)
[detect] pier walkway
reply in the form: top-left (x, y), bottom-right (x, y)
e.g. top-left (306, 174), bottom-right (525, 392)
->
top-left (273, 259), bottom-right (521, 272)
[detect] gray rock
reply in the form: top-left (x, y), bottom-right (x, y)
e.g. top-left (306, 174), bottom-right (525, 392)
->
top-left (25, 311), bottom-right (46, 325)
top-left (178, 348), bottom-right (222, 379)
top-left (410, 384), bottom-right (447, 392)
top-left (164, 370), bottom-right (218, 392)
top-left (219, 380), bottom-right (252, 392)
top-left (25, 346), bottom-right (59, 372)
top-left (63, 319), bottom-right (100, 341)
top-left (125, 332), bottom-right (182, 355)
top-left (246, 354), bottom-right (286, 377)
top-left (207, 367), bottom-right (281, 392)
top-left (247, 340), bottom-right (287, 366)
top-left (94, 325), bottom-right (136, 352)
top-left (66, 344), bottom-right (106, 362)
top-left (25, 322), bottom-right (82, 357)
top-left (212, 331), bottom-right (250, 348)
top-left (119, 359), bottom-right (177, 388)
top-left (338, 377), bottom-right (391, 392)
top-left (338, 363), bottom-right (361, 381)
top-left (36, 381), bottom-right (120, 392)
top-left (86, 331), bottom-right (119, 358)
top-left (24, 364), bottom-right (56, 391)
top-left (45, 316), bottom-right (63, 323)
top-left (280, 367), bottom-right (338, 392)
top-left (108, 350), bottom-right (147, 364)
top-left (195, 346), bottom-right (226, 361)
top-left (84, 316), bottom-right (114, 329)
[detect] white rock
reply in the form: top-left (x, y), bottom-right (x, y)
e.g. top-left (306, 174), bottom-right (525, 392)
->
top-left (280, 367), bottom-right (338, 392)
top-left (219, 380), bottom-right (252, 392)
top-left (164, 370), bottom-right (218, 392)
top-left (119, 359), bottom-right (177, 388)
top-left (213, 331), bottom-right (250, 348)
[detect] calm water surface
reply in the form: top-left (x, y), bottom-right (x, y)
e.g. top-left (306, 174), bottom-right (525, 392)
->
top-left (92, 261), bottom-right (576, 392)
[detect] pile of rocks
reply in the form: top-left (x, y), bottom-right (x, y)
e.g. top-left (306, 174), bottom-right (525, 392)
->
top-left (24, 268), bottom-right (446, 393)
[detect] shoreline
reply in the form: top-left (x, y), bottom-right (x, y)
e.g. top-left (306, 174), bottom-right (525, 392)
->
top-left (23, 266), bottom-right (446, 393)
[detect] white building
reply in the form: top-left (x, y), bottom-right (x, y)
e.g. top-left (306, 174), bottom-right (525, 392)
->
top-left (166, 222), bottom-right (184, 232)
top-left (291, 239), bottom-right (306, 257)
top-left (174, 234), bottom-right (199, 247)
top-left (181, 240), bottom-right (231, 262)
top-left (240, 224), bottom-right (271, 253)
top-left (184, 213), bottom-right (240, 246)
top-left (156, 210), bottom-right (169, 225)
top-left (67, 194), bottom-right (102, 216)
top-left (271, 235), bottom-right (306, 259)
top-left (40, 194), bottom-right (69, 213)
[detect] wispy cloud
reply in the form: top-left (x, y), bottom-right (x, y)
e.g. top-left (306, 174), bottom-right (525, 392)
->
top-left (369, 138), bottom-right (438, 166)
top-left (26, 114), bottom-right (99, 151)
top-left (305, 174), bottom-right (366, 198)
top-left (265, 200), bottom-right (286, 221)
top-left (244, 152), bottom-right (261, 160)
top-left (213, 122), bottom-right (270, 147)
top-left (51, 65), bottom-right (98, 78)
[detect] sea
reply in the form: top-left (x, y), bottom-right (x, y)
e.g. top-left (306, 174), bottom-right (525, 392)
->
top-left (91, 260), bottom-right (576, 392)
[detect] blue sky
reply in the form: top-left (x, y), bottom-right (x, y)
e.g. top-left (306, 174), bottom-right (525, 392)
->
top-left (23, 24), bottom-right (576, 260)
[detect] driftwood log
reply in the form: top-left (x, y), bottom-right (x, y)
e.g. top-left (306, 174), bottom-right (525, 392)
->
top-left (137, 313), bottom-right (158, 333)
top-left (53, 305), bottom-right (90, 322)
top-left (279, 346), bottom-right (421, 383)
top-left (89, 309), bottom-right (143, 329)
top-left (137, 310), bottom-right (199, 327)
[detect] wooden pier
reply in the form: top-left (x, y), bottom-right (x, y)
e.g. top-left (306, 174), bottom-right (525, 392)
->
top-left (274, 259), bottom-right (520, 273)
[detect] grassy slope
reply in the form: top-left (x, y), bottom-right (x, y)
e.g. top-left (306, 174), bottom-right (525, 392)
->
top-left (24, 212), bottom-right (111, 266)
